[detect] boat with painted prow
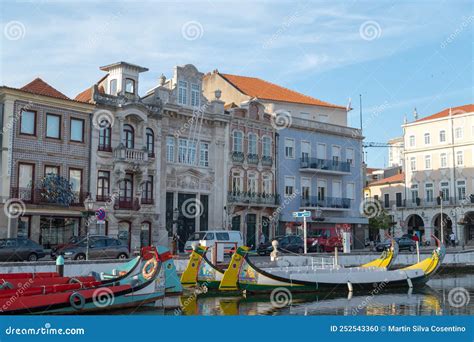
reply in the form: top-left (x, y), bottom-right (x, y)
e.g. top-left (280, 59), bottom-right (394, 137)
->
top-left (219, 236), bottom-right (444, 293)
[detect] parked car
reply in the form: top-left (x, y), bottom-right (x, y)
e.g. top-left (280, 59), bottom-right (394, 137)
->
top-left (375, 237), bottom-right (416, 252)
top-left (59, 236), bottom-right (129, 260)
top-left (0, 238), bottom-right (46, 262)
top-left (184, 230), bottom-right (243, 254)
top-left (51, 235), bottom-right (108, 258)
top-left (307, 228), bottom-right (343, 253)
top-left (257, 235), bottom-right (304, 256)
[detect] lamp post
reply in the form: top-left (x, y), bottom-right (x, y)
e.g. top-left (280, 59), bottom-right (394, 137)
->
top-left (172, 208), bottom-right (179, 255)
top-left (83, 194), bottom-right (95, 260)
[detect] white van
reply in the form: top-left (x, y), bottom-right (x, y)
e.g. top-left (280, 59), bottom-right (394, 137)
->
top-left (184, 230), bottom-right (243, 254)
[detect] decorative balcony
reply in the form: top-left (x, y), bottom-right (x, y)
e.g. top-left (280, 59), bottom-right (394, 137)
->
top-left (140, 197), bottom-right (155, 205)
top-left (261, 156), bottom-right (273, 166)
top-left (300, 196), bottom-right (351, 210)
top-left (232, 151), bottom-right (245, 163)
top-left (114, 197), bottom-right (141, 211)
top-left (247, 153), bottom-right (259, 165)
top-left (228, 191), bottom-right (280, 206)
top-left (300, 158), bottom-right (350, 174)
top-left (96, 195), bottom-right (111, 202)
top-left (10, 188), bottom-right (85, 207)
top-left (98, 144), bottom-right (112, 152)
top-left (404, 196), bottom-right (456, 208)
top-left (113, 146), bottom-right (148, 163)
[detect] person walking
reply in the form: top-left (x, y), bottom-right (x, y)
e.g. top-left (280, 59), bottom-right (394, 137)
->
top-left (449, 232), bottom-right (456, 247)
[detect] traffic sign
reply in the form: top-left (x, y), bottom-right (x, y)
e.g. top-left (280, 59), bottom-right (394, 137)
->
top-left (95, 208), bottom-right (106, 222)
top-left (292, 211), bottom-right (310, 218)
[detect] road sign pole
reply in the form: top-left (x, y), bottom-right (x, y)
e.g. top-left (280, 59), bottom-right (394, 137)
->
top-left (303, 212), bottom-right (307, 254)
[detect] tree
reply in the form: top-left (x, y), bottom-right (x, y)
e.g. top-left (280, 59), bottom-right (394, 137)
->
top-left (369, 208), bottom-right (395, 233)
top-left (39, 174), bottom-right (76, 206)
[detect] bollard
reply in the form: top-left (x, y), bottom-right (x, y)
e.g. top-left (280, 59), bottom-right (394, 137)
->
top-left (56, 255), bottom-right (64, 277)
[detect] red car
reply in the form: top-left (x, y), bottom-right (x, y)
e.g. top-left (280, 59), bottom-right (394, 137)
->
top-left (307, 228), bottom-right (343, 252)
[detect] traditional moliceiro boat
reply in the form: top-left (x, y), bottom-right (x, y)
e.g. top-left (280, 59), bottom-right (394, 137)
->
top-left (0, 246), bottom-right (181, 314)
top-left (219, 237), bottom-right (445, 293)
top-left (182, 240), bottom-right (399, 291)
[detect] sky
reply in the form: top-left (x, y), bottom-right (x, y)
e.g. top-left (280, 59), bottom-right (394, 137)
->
top-left (1, 0), bottom-right (473, 167)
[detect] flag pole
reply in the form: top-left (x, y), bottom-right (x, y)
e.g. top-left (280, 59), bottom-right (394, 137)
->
top-left (359, 94), bottom-right (363, 132)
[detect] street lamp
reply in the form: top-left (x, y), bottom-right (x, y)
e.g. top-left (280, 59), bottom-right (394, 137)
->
top-left (83, 194), bottom-right (95, 260)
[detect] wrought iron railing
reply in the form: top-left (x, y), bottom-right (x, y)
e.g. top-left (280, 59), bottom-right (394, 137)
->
top-left (300, 158), bottom-right (350, 173)
top-left (232, 151), bottom-right (245, 162)
top-left (300, 196), bottom-right (351, 209)
top-left (227, 191), bottom-right (280, 205)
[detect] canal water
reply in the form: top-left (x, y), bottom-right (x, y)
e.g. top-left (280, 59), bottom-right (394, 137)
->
top-left (124, 271), bottom-right (474, 316)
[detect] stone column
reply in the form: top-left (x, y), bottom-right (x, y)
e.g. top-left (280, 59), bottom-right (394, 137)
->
top-left (118, 117), bottom-right (125, 145)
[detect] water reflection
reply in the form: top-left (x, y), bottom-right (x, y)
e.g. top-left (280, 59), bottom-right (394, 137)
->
top-left (175, 273), bottom-right (474, 316)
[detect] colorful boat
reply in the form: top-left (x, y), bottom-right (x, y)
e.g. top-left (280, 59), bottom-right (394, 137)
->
top-left (219, 237), bottom-right (445, 293)
top-left (0, 246), bottom-right (165, 314)
top-left (182, 240), bottom-right (398, 291)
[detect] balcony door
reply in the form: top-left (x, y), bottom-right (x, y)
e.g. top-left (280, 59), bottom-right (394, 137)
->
top-left (18, 163), bottom-right (34, 202)
top-left (119, 173), bottom-right (134, 206)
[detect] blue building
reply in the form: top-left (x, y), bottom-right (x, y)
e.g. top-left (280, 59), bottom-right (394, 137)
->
top-left (277, 116), bottom-right (368, 249)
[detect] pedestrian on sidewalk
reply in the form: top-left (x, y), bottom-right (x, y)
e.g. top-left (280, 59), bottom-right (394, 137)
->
top-left (449, 232), bottom-right (456, 247)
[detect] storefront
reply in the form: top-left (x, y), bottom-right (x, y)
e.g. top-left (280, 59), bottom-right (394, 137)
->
top-left (38, 216), bottom-right (81, 249)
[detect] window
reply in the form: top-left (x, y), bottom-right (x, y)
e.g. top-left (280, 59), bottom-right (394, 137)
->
top-left (146, 128), bottom-right (154, 157)
top-left (125, 78), bottom-right (135, 94)
top-left (317, 180), bottom-right (326, 201)
top-left (284, 176), bottom-right (295, 196)
top-left (301, 178), bottom-right (311, 200)
top-left (409, 135), bottom-right (415, 147)
top-left (455, 127), bottom-right (463, 139)
top-left (123, 124), bottom-right (134, 149)
top-left (410, 184), bottom-right (419, 203)
top-left (384, 194), bottom-right (390, 208)
top-left (248, 133), bottom-right (257, 155)
top-left (425, 155), bottom-right (431, 169)
top-left (20, 110), bottom-right (36, 135)
top-left (285, 138), bottom-right (295, 158)
top-left (178, 80), bottom-right (188, 105)
top-left (199, 142), bottom-right (209, 167)
top-left (456, 151), bottom-right (464, 166)
top-left (216, 232), bottom-right (229, 241)
top-left (425, 183), bottom-right (434, 203)
top-left (140, 222), bottom-right (151, 248)
top-left (410, 157), bottom-right (416, 171)
top-left (17, 216), bottom-right (30, 238)
top-left (332, 146), bottom-right (340, 163)
top-left (396, 192), bottom-right (403, 207)
top-left (318, 114), bottom-right (328, 123)
top-left (346, 148), bottom-right (354, 166)
top-left (346, 183), bottom-right (355, 201)
top-left (262, 136), bottom-right (271, 157)
top-left (97, 171), bottom-right (110, 201)
top-left (98, 121), bottom-right (111, 151)
top-left (232, 172), bottom-right (242, 193)
top-left (44, 165), bottom-right (59, 176)
top-left (439, 130), bottom-right (446, 142)
top-left (247, 173), bottom-right (258, 194)
top-left (440, 153), bottom-right (448, 168)
top-left (301, 141), bottom-right (310, 162)
top-left (119, 174), bottom-right (133, 201)
top-left (457, 180), bottom-right (466, 200)
top-left (440, 181), bottom-right (449, 201)
top-left (262, 174), bottom-right (272, 194)
top-left (109, 79), bottom-right (117, 95)
top-left (70, 118), bottom-right (84, 142)
top-left (191, 83), bottom-right (200, 107)
top-left (424, 133), bottom-right (430, 145)
top-left (18, 163), bottom-right (34, 201)
top-left (69, 169), bottom-right (82, 195)
top-left (233, 131), bottom-right (243, 152)
top-left (317, 143), bottom-right (326, 159)
top-left (46, 114), bottom-right (61, 139)
top-left (166, 137), bottom-right (175, 162)
top-left (178, 139), bottom-right (188, 163)
top-left (142, 175), bottom-right (154, 202)
top-left (187, 140), bottom-right (197, 164)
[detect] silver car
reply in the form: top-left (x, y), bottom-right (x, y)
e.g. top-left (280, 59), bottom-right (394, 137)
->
top-left (60, 236), bottom-right (129, 260)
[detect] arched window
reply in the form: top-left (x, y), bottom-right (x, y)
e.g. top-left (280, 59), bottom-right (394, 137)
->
top-left (140, 221), bottom-right (152, 247)
top-left (123, 124), bottom-right (134, 149)
top-left (146, 128), bottom-right (155, 157)
top-left (141, 175), bottom-right (154, 204)
top-left (233, 130), bottom-right (243, 152)
top-left (98, 120), bottom-right (111, 152)
top-left (119, 173), bottom-right (133, 207)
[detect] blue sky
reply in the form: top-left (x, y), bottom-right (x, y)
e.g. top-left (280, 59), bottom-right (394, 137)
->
top-left (1, 0), bottom-right (472, 167)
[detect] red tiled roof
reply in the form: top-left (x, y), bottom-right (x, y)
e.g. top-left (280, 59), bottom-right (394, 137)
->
top-left (219, 73), bottom-right (345, 109)
top-left (415, 104), bottom-right (474, 123)
top-left (370, 173), bottom-right (405, 186)
top-left (20, 78), bottom-right (70, 100)
top-left (366, 167), bottom-right (378, 174)
top-left (74, 74), bottom-right (108, 103)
